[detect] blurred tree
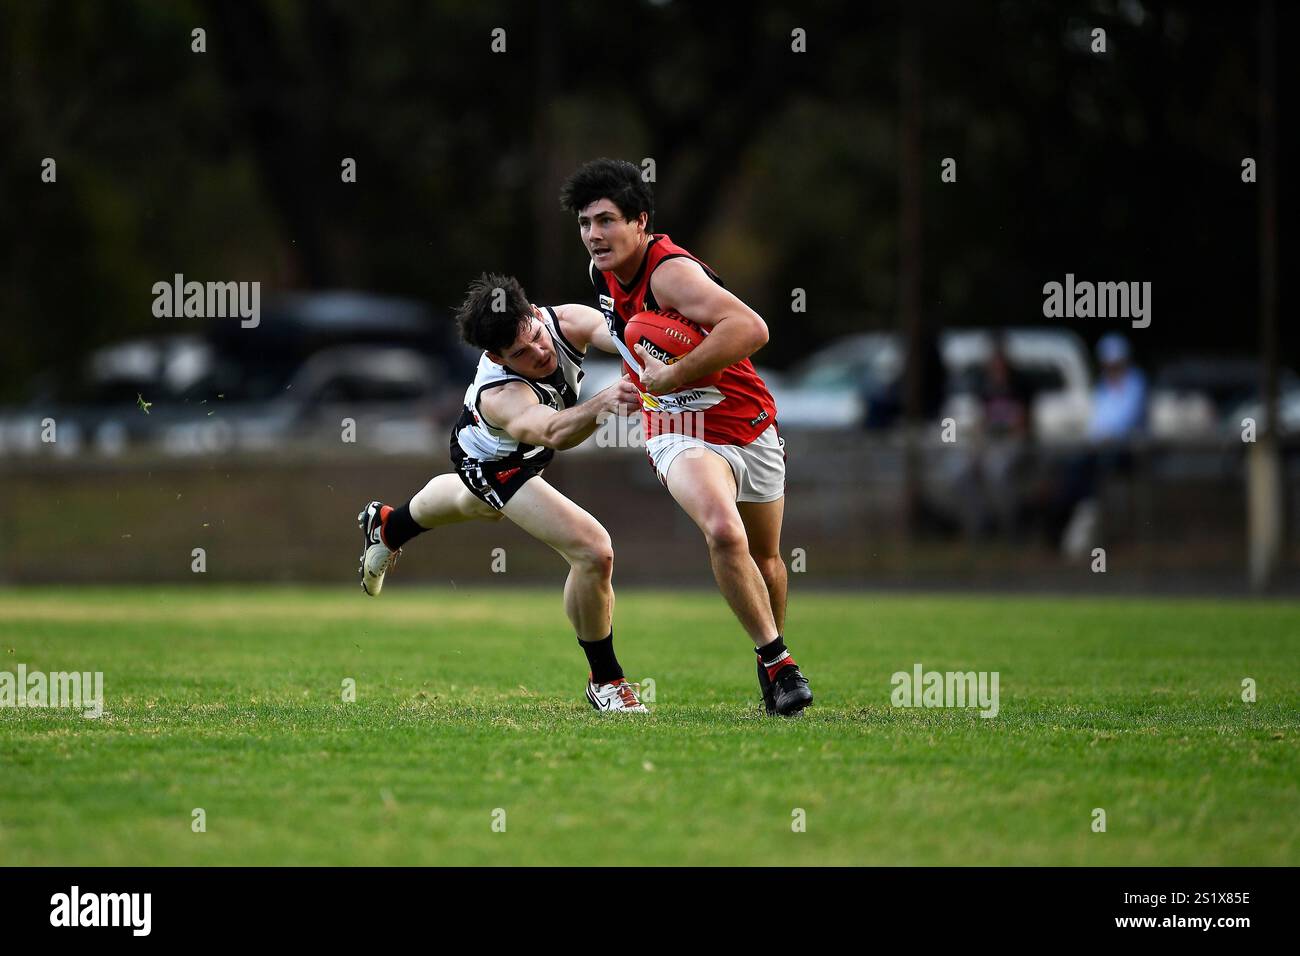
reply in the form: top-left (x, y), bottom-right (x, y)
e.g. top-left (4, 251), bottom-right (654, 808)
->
top-left (1, 0), bottom-right (1294, 406)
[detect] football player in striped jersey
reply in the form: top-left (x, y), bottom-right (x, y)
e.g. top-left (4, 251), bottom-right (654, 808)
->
top-left (357, 273), bottom-right (647, 712)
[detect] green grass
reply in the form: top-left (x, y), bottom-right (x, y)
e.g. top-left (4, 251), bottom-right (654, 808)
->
top-left (0, 587), bottom-right (1296, 866)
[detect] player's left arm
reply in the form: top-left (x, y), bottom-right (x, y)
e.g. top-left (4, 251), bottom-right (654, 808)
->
top-left (553, 303), bottom-right (618, 355)
top-left (638, 257), bottom-right (769, 393)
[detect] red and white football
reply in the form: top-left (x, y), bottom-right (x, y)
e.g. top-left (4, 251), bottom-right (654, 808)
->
top-left (623, 309), bottom-right (722, 389)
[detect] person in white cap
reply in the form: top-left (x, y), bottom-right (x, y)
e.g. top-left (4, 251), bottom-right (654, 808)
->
top-left (1089, 333), bottom-right (1147, 441)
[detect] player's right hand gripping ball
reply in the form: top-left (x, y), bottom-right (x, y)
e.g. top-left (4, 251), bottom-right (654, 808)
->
top-left (623, 310), bottom-right (723, 391)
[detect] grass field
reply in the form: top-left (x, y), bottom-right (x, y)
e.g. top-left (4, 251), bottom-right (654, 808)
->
top-left (0, 586), bottom-right (1296, 866)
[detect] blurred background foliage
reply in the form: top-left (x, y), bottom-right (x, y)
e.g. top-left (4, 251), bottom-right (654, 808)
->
top-left (0, 0), bottom-right (1292, 403)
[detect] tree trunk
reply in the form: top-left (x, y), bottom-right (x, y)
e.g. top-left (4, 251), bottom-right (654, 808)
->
top-left (899, 4), bottom-right (925, 535)
top-left (1250, 0), bottom-right (1281, 593)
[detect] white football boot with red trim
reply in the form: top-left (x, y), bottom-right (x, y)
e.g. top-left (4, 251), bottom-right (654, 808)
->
top-left (586, 676), bottom-right (649, 713)
top-left (357, 500), bottom-right (400, 596)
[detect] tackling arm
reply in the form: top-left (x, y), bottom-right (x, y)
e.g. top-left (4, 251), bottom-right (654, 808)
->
top-left (480, 378), bottom-right (638, 451)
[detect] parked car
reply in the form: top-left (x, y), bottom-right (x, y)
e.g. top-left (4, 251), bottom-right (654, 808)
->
top-left (570, 326), bottom-right (1093, 439)
top-left (1149, 357), bottom-right (1298, 439)
top-left (942, 328), bottom-right (1093, 441)
top-left (0, 291), bottom-right (470, 457)
top-left (1, 335), bottom-right (214, 457)
top-left (764, 332), bottom-right (893, 429)
top-left (772, 328), bottom-right (1092, 439)
top-left (206, 289), bottom-right (476, 383)
top-left (160, 344), bottom-right (451, 455)
top-left (1229, 384), bottom-right (1300, 438)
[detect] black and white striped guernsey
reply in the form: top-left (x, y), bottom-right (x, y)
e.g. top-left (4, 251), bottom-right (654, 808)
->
top-left (452, 306), bottom-right (585, 464)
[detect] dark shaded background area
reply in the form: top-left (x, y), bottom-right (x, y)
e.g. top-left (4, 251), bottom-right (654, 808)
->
top-left (1, 0), bottom-right (1294, 399)
top-left (1, 0), bottom-right (1294, 592)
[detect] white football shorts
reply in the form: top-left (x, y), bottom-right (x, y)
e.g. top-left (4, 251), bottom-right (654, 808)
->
top-left (645, 423), bottom-right (786, 503)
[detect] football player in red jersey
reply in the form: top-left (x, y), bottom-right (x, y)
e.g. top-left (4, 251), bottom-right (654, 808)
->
top-left (560, 158), bottom-right (814, 716)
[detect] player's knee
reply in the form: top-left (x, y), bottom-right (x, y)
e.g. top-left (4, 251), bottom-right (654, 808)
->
top-left (570, 533), bottom-right (614, 577)
top-left (703, 515), bottom-right (748, 554)
top-left (754, 553), bottom-right (786, 585)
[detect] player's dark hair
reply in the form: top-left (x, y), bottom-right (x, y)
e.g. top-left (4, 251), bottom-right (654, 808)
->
top-left (455, 273), bottom-right (533, 355)
top-left (559, 158), bottom-right (653, 229)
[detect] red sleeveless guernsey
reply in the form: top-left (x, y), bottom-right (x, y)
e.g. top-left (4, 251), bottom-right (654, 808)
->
top-left (590, 234), bottom-right (777, 445)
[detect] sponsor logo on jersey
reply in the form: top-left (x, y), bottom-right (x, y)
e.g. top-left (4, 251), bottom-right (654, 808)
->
top-left (749, 410), bottom-right (769, 426)
top-left (599, 294), bottom-right (615, 318)
top-left (645, 385), bottom-right (726, 415)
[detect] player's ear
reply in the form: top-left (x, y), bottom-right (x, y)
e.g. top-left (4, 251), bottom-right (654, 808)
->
top-left (486, 352), bottom-right (505, 366)
top-left (636, 211), bottom-right (649, 233)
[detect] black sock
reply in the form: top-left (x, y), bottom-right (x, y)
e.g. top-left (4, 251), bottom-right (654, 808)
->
top-left (382, 503), bottom-right (428, 550)
top-left (756, 635), bottom-right (789, 667)
top-left (579, 631), bottom-right (624, 685)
